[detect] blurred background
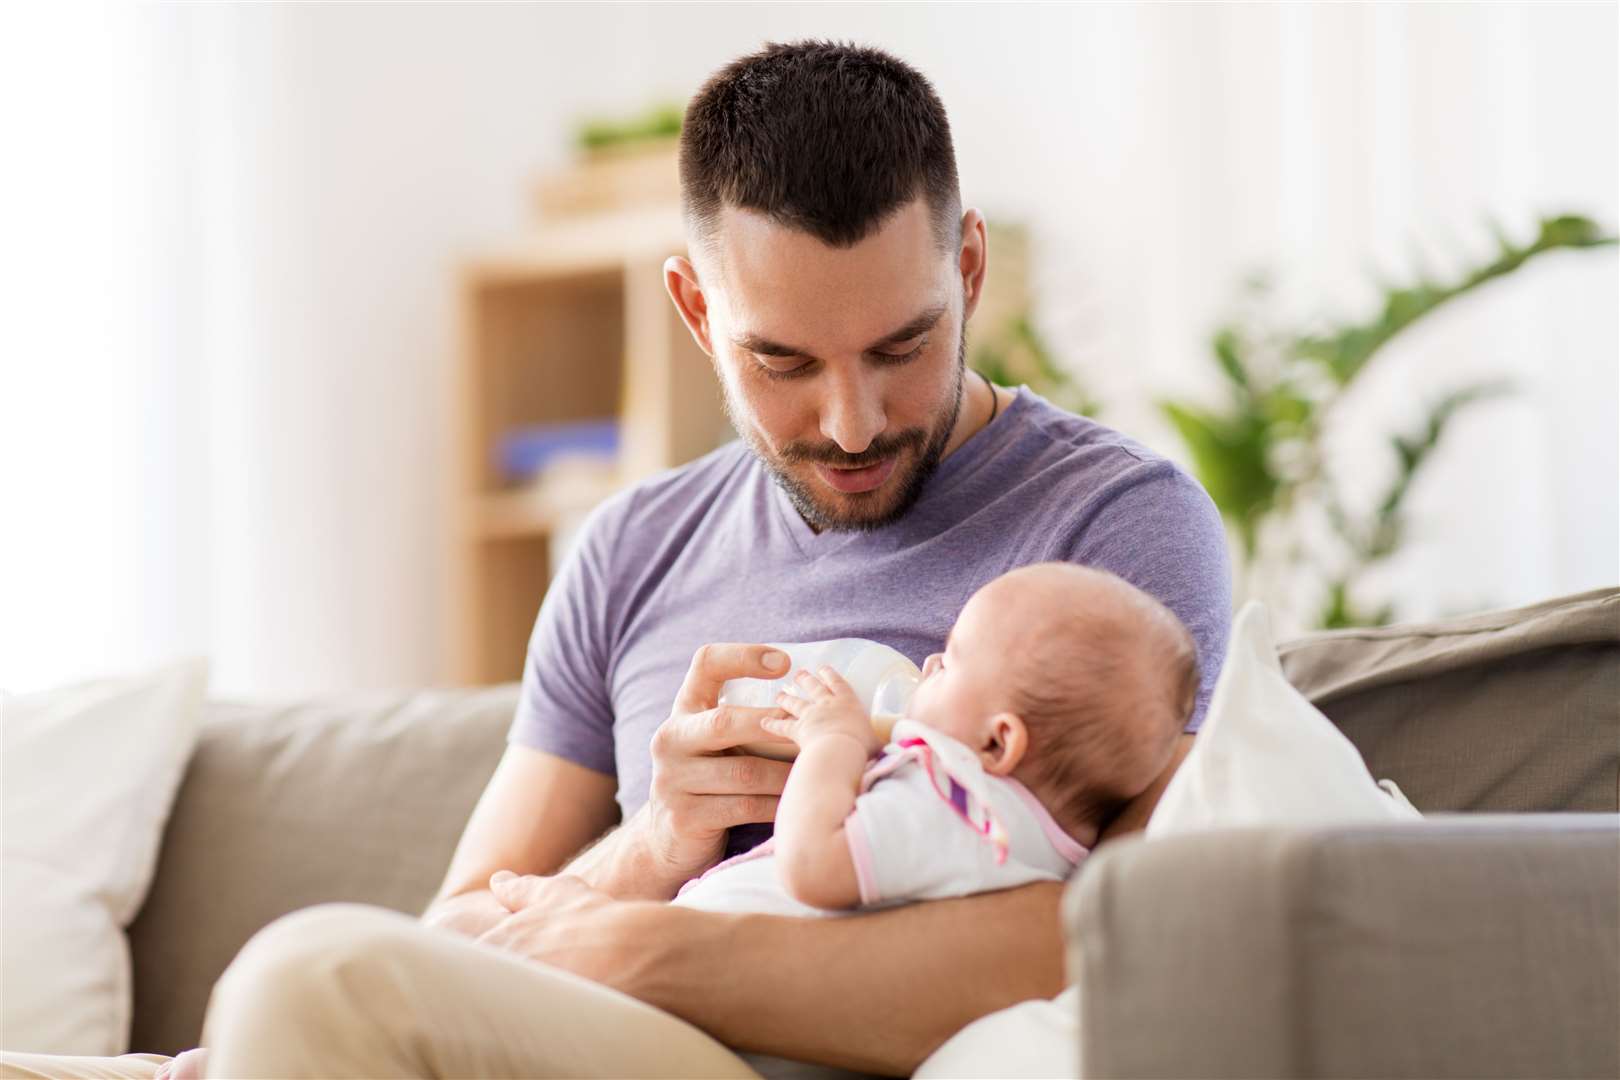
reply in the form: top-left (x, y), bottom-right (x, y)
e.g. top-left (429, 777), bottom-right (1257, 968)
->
top-left (2, 2), bottom-right (1615, 698)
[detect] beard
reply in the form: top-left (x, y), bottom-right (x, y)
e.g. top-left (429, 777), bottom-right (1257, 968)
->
top-left (724, 318), bottom-right (967, 534)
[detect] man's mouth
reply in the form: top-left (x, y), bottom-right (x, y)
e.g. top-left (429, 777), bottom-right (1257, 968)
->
top-left (814, 455), bottom-right (898, 494)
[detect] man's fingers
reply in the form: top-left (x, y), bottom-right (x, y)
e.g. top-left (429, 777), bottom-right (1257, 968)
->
top-left (674, 643), bottom-right (791, 713)
top-left (672, 703), bottom-right (793, 752)
top-left (489, 870), bottom-right (532, 910)
top-left (702, 793), bottom-right (781, 828)
top-left (685, 752), bottom-right (793, 796)
top-left (489, 870), bottom-right (599, 913)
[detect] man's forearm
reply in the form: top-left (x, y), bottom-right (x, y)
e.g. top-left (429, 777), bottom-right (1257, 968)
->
top-left (633, 881), bottom-right (1066, 1074)
top-left (560, 810), bottom-right (684, 901)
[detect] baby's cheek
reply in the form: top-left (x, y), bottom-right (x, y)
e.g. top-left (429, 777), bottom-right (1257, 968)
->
top-left (904, 683), bottom-right (930, 721)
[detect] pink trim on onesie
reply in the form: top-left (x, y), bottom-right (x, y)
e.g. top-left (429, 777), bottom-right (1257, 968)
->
top-left (1002, 776), bottom-right (1089, 865)
top-left (843, 811), bottom-right (880, 905)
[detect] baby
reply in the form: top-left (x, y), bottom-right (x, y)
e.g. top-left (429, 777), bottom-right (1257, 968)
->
top-left (673, 562), bottom-right (1200, 914)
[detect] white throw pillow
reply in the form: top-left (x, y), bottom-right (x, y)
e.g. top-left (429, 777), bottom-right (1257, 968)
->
top-left (1, 658), bottom-right (208, 1055)
top-left (915, 985), bottom-right (1080, 1079)
top-left (1147, 601), bottom-right (1421, 837)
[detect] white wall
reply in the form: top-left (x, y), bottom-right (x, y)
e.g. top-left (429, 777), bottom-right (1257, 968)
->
top-left (3, 2), bottom-right (1614, 696)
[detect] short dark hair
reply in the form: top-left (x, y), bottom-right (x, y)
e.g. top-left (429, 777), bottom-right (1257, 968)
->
top-left (679, 40), bottom-right (962, 251)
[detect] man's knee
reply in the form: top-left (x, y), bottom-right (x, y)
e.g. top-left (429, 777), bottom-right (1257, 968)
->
top-left (207, 902), bottom-right (417, 1027)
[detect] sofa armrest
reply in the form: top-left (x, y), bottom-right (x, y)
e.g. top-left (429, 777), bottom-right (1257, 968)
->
top-left (1063, 815), bottom-right (1620, 1079)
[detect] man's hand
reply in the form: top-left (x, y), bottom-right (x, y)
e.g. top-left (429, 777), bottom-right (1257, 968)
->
top-left (419, 885), bottom-right (514, 939)
top-left (477, 871), bottom-right (678, 993)
top-left (766, 667), bottom-right (882, 757)
top-left (625, 643), bottom-right (798, 893)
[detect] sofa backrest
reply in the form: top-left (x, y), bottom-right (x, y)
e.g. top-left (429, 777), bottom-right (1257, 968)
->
top-left (125, 685), bottom-right (517, 1056)
top-left (1279, 587), bottom-right (1618, 814)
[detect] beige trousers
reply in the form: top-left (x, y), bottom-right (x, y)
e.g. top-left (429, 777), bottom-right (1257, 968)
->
top-left (2, 902), bottom-right (763, 1079)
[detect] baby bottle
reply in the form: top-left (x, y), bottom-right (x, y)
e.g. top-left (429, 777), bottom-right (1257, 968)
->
top-left (720, 639), bottom-right (922, 760)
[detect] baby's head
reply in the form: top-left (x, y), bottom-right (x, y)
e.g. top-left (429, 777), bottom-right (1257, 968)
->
top-left (906, 563), bottom-right (1198, 846)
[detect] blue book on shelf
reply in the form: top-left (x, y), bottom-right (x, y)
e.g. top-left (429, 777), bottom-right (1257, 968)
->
top-left (496, 420), bottom-right (620, 484)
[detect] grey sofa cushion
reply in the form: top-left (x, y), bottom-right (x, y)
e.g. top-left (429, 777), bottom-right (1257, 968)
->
top-left (125, 685), bottom-right (518, 1056)
top-left (1069, 816), bottom-right (1620, 1079)
top-left (1278, 587), bottom-right (1618, 812)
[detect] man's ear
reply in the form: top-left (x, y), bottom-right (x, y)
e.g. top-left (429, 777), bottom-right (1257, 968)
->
top-left (957, 208), bottom-right (989, 324)
top-left (664, 255), bottom-right (714, 357)
top-left (981, 711), bottom-right (1027, 777)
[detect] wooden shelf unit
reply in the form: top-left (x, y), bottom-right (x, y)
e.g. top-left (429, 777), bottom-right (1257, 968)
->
top-left (447, 207), bottom-right (732, 685)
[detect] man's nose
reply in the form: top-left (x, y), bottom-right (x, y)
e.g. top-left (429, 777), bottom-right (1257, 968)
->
top-left (819, 364), bottom-right (887, 455)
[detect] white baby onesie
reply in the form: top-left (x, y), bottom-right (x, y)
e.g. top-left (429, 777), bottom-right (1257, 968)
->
top-left (673, 719), bottom-right (1088, 916)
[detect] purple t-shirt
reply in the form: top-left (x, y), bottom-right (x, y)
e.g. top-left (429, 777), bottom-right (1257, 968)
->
top-left (508, 386), bottom-right (1232, 858)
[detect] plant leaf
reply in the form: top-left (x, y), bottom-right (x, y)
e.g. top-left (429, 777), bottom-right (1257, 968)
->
top-left (1292, 214), bottom-right (1617, 386)
top-left (1158, 401), bottom-right (1277, 556)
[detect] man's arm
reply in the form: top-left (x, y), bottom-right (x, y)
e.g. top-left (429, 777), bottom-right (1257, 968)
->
top-left (651, 883), bottom-right (1065, 1074)
top-left (1065, 461), bottom-right (1232, 732)
top-left (480, 872), bottom-right (1063, 1075)
top-left (486, 731), bottom-right (1196, 1074)
top-left (419, 743), bottom-right (619, 934)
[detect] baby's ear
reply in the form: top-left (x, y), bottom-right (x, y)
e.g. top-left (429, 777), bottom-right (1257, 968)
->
top-left (982, 712), bottom-right (1028, 776)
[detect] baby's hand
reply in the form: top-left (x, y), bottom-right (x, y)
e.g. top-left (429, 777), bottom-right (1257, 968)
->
top-left (766, 667), bottom-right (881, 756)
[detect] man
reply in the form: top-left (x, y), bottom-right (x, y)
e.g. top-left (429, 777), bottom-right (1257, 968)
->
top-left (0, 40), bottom-right (1229, 1080)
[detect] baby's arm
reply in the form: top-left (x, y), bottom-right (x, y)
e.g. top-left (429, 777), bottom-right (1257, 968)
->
top-left (765, 668), bottom-right (883, 910)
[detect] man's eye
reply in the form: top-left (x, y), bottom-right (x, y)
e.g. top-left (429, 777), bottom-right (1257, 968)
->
top-left (757, 360), bottom-right (812, 381)
top-left (875, 340), bottom-right (926, 365)
top-left (755, 337), bottom-right (924, 380)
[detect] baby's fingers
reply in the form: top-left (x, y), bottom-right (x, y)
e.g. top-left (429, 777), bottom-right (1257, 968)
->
top-left (775, 690), bottom-right (807, 716)
top-left (794, 668), bottom-right (834, 697)
top-left (760, 715), bottom-right (799, 742)
top-left (817, 666), bottom-right (860, 699)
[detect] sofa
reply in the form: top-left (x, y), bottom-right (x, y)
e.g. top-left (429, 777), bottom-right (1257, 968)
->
top-left (123, 587), bottom-right (1618, 1077)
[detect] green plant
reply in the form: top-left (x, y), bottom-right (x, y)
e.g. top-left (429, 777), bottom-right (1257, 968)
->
top-left (575, 103), bottom-right (684, 153)
top-left (1160, 214), bottom-right (1615, 629)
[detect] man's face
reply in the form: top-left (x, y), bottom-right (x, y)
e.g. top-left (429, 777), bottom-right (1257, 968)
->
top-left (683, 197), bottom-right (970, 532)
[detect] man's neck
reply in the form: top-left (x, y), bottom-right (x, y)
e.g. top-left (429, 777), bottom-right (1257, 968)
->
top-left (939, 372), bottom-right (1003, 461)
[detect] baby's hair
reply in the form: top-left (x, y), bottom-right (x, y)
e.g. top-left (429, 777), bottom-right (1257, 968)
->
top-left (1005, 565), bottom-right (1199, 834)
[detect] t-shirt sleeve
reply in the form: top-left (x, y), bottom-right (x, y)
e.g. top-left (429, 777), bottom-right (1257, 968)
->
top-left (504, 494), bottom-right (628, 776)
top-left (845, 765), bottom-right (1061, 905)
top-left (1060, 457), bottom-right (1233, 732)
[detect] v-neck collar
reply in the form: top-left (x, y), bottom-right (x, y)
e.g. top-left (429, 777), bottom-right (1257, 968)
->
top-left (768, 385), bottom-right (1035, 558)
